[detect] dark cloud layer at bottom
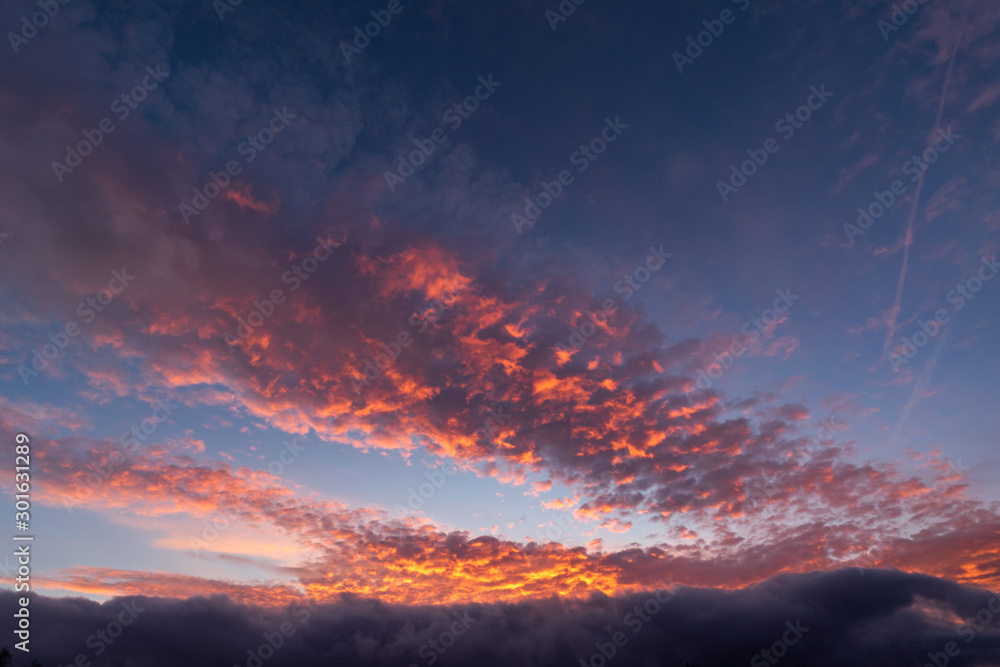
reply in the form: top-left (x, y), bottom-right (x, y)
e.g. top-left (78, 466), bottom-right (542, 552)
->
top-left (5, 569), bottom-right (1000, 667)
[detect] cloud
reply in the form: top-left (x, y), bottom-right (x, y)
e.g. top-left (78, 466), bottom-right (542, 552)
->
top-left (2, 0), bottom-right (1000, 631)
top-left (5, 569), bottom-right (999, 667)
top-left (18, 429), bottom-right (1000, 605)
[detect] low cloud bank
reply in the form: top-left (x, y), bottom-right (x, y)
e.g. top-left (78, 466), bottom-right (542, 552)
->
top-left (3, 569), bottom-right (999, 667)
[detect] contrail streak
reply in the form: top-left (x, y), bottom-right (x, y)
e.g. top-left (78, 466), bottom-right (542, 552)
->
top-left (882, 35), bottom-right (963, 360)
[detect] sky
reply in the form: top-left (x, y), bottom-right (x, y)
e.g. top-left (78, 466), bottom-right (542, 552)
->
top-left (0, 0), bottom-right (999, 665)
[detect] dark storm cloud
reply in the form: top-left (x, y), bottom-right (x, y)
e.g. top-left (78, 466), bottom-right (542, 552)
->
top-left (4, 569), bottom-right (999, 667)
